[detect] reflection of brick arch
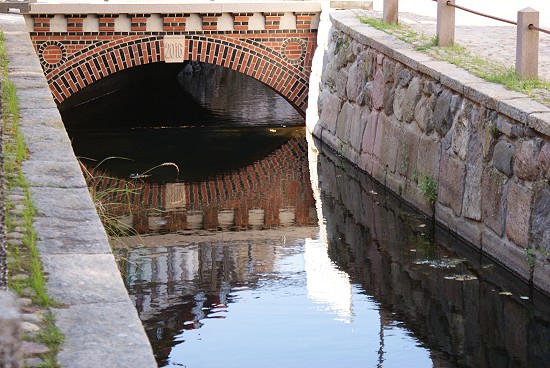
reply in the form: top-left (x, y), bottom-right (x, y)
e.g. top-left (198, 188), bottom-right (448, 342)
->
top-left (88, 137), bottom-right (316, 232)
top-left (45, 35), bottom-right (311, 113)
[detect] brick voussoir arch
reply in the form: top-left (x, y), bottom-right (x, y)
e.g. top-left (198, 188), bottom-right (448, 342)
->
top-left (49, 34), bottom-right (311, 114)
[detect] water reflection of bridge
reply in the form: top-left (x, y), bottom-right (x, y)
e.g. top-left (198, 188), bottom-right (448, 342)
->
top-left (124, 239), bottom-right (283, 364)
top-left (87, 137), bottom-right (317, 233)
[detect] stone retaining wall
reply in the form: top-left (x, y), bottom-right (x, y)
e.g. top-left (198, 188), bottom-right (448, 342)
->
top-left (313, 10), bottom-right (550, 294)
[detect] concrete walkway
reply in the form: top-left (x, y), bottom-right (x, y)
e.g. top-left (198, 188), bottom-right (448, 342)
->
top-left (369, 0), bottom-right (550, 80)
top-left (0, 13), bottom-right (156, 367)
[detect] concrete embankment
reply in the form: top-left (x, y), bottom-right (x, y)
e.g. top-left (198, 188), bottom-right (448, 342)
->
top-left (1, 13), bottom-right (156, 367)
top-left (313, 10), bottom-right (550, 295)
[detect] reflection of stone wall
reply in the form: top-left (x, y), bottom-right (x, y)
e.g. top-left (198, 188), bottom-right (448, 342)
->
top-left (315, 12), bottom-right (550, 294)
top-left (88, 138), bottom-right (316, 233)
top-left (316, 140), bottom-right (550, 367)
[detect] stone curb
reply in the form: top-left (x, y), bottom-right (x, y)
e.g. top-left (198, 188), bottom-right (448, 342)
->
top-left (0, 13), bottom-right (156, 367)
top-left (329, 10), bottom-right (550, 136)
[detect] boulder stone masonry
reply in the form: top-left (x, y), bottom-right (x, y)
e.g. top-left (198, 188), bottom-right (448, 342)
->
top-left (314, 11), bottom-right (550, 294)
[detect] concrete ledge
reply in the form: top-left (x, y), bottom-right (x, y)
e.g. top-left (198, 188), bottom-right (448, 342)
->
top-left (0, 13), bottom-right (156, 367)
top-left (0, 2), bottom-right (28, 14)
top-left (330, 0), bottom-right (372, 10)
top-left (28, 1), bottom-right (322, 15)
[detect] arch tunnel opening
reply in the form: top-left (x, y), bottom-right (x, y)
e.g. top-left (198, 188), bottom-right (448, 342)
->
top-left (60, 61), bottom-right (306, 183)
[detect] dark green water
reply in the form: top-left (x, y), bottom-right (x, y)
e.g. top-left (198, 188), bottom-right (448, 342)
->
top-left (62, 62), bottom-right (550, 368)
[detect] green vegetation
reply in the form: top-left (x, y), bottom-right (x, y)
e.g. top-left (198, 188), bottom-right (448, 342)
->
top-left (358, 15), bottom-right (432, 47)
top-left (1, 30), bottom-right (62, 367)
top-left (34, 312), bottom-right (65, 367)
top-left (81, 159), bottom-right (178, 241)
top-left (418, 174), bottom-right (437, 205)
top-left (79, 159), bottom-right (140, 238)
top-left (358, 15), bottom-right (550, 106)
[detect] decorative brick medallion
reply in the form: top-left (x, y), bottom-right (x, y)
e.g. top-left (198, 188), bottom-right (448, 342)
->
top-left (38, 41), bottom-right (67, 70)
top-left (281, 38), bottom-right (306, 65)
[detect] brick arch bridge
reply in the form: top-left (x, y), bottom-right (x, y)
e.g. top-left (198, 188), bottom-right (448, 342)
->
top-left (24, 2), bottom-right (321, 114)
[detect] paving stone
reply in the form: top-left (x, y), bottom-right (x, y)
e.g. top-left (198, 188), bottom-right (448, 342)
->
top-left (24, 357), bottom-right (45, 367)
top-left (7, 232), bottom-right (23, 240)
top-left (21, 341), bottom-right (49, 356)
top-left (22, 160), bottom-right (88, 188)
top-left (28, 187), bottom-right (99, 221)
top-left (18, 298), bottom-right (32, 307)
top-left (6, 239), bottom-right (24, 247)
top-left (54, 303), bottom-right (157, 368)
top-left (41, 253), bottom-right (130, 305)
top-left (21, 322), bottom-right (40, 333)
top-left (22, 313), bottom-right (42, 325)
top-left (11, 274), bottom-right (28, 281)
top-left (33, 217), bottom-right (111, 255)
top-left (18, 107), bottom-right (65, 129)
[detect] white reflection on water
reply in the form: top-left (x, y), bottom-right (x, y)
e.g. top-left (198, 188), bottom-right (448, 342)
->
top-left (304, 237), bottom-right (354, 323)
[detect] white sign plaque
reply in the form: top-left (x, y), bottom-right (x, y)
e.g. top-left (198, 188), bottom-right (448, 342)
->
top-left (163, 36), bottom-right (186, 63)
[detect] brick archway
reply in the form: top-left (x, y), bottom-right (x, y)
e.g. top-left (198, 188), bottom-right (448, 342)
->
top-left (44, 34), bottom-right (312, 114)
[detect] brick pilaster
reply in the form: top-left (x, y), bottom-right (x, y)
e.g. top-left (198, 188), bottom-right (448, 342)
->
top-left (32, 15), bottom-right (54, 32)
top-left (263, 12), bottom-right (284, 30)
top-left (232, 12), bottom-right (253, 31)
top-left (98, 14), bottom-right (119, 32)
top-left (162, 13), bottom-right (189, 32)
top-left (294, 12), bottom-right (316, 29)
top-left (65, 14), bottom-right (86, 32)
top-left (129, 14), bottom-right (151, 32)
top-left (201, 13), bottom-right (222, 31)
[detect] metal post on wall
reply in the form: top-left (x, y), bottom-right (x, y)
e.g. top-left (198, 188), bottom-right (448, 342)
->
top-left (383, 0), bottom-right (398, 24)
top-left (437, 0), bottom-right (455, 46)
top-left (516, 7), bottom-right (539, 79)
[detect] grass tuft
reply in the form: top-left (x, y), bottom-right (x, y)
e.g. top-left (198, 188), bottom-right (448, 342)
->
top-left (418, 174), bottom-right (437, 205)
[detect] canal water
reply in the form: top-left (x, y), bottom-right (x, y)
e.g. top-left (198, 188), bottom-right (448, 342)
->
top-left (62, 63), bottom-right (550, 368)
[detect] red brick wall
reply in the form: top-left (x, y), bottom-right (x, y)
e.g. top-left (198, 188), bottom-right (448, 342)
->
top-left (29, 15), bottom-right (318, 113)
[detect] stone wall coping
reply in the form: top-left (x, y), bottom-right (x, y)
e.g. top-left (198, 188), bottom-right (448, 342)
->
top-left (28, 1), bottom-right (322, 15)
top-left (330, 10), bottom-right (550, 138)
top-left (1, 13), bottom-right (157, 367)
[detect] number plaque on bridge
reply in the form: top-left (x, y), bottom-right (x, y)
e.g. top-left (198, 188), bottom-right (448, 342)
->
top-left (163, 36), bottom-right (186, 63)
